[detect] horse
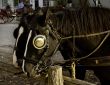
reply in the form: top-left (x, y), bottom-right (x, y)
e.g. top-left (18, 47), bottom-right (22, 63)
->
top-left (13, 6), bottom-right (110, 85)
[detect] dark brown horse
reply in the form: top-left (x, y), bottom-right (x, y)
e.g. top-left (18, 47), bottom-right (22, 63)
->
top-left (13, 6), bottom-right (110, 85)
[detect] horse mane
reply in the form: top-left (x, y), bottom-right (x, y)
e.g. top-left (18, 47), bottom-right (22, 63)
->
top-left (48, 7), bottom-right (110, 37)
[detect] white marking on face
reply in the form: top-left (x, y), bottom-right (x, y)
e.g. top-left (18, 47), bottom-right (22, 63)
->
top-left (13, 27), bottom-right (24, 67)
top-left (22, 30), bottom-right (32, 73)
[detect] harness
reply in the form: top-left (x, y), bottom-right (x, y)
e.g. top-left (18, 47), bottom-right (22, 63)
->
top-left (47, 21), bottom-right (110, 62)
top-left (30, 22), bottom-right (110, 74)
top-left (20, 14), bottom-right (110, 75)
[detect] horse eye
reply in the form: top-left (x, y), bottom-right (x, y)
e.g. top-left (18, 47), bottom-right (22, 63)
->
top-left (33, 35), bottom-right (47, 49)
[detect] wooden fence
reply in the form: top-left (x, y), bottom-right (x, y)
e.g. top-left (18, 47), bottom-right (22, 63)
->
top-left (48, 65), bottom-right (96, 85)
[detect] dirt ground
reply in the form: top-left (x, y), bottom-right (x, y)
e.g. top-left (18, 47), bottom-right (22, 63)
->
top-left (0, 61), bottom-right (41, 85)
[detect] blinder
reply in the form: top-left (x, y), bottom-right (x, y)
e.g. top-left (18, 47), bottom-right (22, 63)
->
top-left (33, 35), bottom-right (47, 49)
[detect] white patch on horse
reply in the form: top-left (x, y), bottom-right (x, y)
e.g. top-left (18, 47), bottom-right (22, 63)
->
top-left (22, 30), bottom-right (32, 73)
top-left (13, 27), bottom-right (24, 68)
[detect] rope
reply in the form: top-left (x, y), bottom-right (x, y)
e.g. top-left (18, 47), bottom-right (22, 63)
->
top-left (62, 30), bottom-right (110, 39)
top-left (52, 32), bottom-right (110, 65)
top-left (76, 33), bottom-right (110, 61)
top-left (60, 33), bottom-right (110, 63)
top-left (47, 21), bottom-right (110, 64)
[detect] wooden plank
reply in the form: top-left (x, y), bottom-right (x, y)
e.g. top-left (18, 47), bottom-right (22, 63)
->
top-left (64, 76), bottom-right (96, 85)
top-left (80, 56), bottom-right (110, 66)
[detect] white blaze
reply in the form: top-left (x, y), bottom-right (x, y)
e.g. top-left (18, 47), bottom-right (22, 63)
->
top-left (22, 30), bottom-right (32, 73)
top-left (13, 27), bottom-right (24, 67)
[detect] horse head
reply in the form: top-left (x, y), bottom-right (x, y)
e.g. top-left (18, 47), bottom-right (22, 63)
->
top-left (17, 8), bottom-right (61, 77)
top-left (13, 7), bottom-right (83, 77)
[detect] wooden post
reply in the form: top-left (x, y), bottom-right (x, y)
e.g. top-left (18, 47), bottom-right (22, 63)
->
top-left (48, 65), bottom-right (63, 85)
top-left (71, 62), bottom-right (76, 79)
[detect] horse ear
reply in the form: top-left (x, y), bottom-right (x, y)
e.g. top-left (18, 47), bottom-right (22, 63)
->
top-left (35, 7), bottom-right (53, 26)
top-left (45, 9), bottom-right (53, 20)
top-left (35, 7), bottom-right (44, 16)
top-left (38, 9), bottom-right (44, 15)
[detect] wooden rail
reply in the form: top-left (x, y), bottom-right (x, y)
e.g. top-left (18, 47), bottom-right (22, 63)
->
top-left (48, 65), bottom-right (96, 85)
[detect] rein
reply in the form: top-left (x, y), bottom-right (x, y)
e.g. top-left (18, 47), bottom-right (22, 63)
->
top-left (48, 22), bottom-right (110, 63)
top-left (62, 30), bottom-right (110, 39)
top-left (63, 33), bottom-right (110, 62)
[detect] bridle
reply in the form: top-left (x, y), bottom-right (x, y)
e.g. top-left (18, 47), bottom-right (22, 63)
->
top-left (30, 20), bottom-right (110, 75)
top-left (21, 16), bottom-right (61, 74)
top-left (21, 13), bottom-right (110, 75)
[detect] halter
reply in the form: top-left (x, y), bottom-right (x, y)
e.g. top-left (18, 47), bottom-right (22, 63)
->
top-left (31, 19), bottom-right (110, 75)
top-left (21, 13), bottom-right (110, 75)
